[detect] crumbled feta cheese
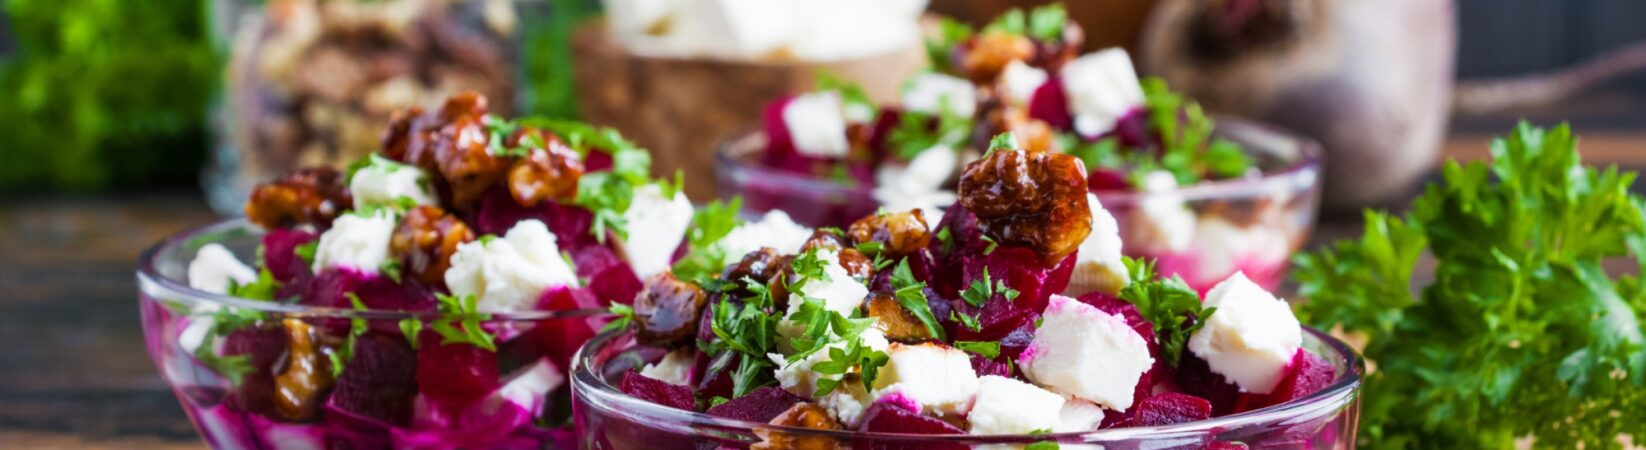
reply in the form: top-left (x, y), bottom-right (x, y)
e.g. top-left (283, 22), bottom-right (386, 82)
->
top-left (902, 73), bottom-right (977, 117)
top-left (189, 243), bottom-right (258, 295)
top-left (640, 348), bottom-right (695, 386)
top-left (1022, 295), bottom-right (1154, 411)
top-left (718, 210), bottom-right (813, 266)
top-left (1188, 272), bottom-right (1302, 394)
top-left (1066, 193), bottom-right (1129, 296)
top-left (771, 329), bottom-right (890, 398)
top-left (966, 375), bottom-right (1065, 435)
top-left (873, 144), bottom-right (957, 223)
top-left (1129, 171), bottom-right (1197, 253)
top-left (782, 91), bottom-right (851, 157)
top-left (1000, 60), bottom-right (1049, 106)
top-left (1061, 48), bottom-right (1145, 137)
top-left (348, 156), bottom-right (436, 211)
top-left (311, 210), bottom-right (397, 274)
top-left (1056, 397), bottom-right (1106, 432)
top-left (1188, 216), bottom-right (1290, 288)
top-left (870, 343), bottom-right (980, 417)
top-left (621, 184), bottom-right (695, 279)
top-left (783, 248), bottom-right (870, 318)
top-left (445, 220), bottom-right (581, 313)
top-left (499, 358), bottom-right (566, 409)
top-left (818, 379), bottom-right (874, 427)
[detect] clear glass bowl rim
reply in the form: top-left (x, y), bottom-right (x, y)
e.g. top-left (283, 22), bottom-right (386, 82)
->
top-left (715, 116), bottom-right (1324, 203)
top-left (136, 218), bottom-right (610, 321)
top-left (570, 326), bottom-right (1365, 442)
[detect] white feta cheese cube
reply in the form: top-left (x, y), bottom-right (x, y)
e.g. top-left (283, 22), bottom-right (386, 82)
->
top-left (782, 91), bottom-right (852, 158)
top-left (640, 348), bottom-right (695, 386)
top-left (902, 72), bottom-right (977, 118)
top-left (770, 329), bottom-right (889, 398)
top-left (1129, 171), bottom-right (1197, 253)
top-left (1022, 295), bottom-right (1154, 411)
top-left (445, 219), bottom-right (581, 313)
top-left (1000, 60), bottom-right (1049, 106)
top-left (1066, 193), bottom-right (1129, 296)
top-left (818, 379), bottom-right (874, 427)
top-left (870, 343), bottom-right (979, 417)
top-left (311, 210), bottom-right (397, 274)
top-left (966, 375), bottom-right (1064, 435)
top-left (1061, 48), bottom-right (1145, 137)
top-left (1056, 397), bottom-right (1106, 432)
top-left (718, 210), bottom-right (814, 266)
top-left (348, 155), bottom-right (436, 211)
top-left (620, 183), bottom-right (695, 279)
top-left (189, 243), bottom-right (258, 295)
top-left (783, 248), bottom-right (870, 318)
top-left (1188, 272), bottom-right (1302, 394)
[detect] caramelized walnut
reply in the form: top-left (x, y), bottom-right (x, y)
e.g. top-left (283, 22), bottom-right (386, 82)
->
top-left (723, 247), bottom-right (787, 285)
top-left (633, 273), bottom-right (709, 347)
top-left (800, 229), bottom-right (848, 253)
top-left (435, 115), bottom-right (507, 209)
top-left (836, 248), bottom-right (876, 281)
top-left (275, 319), bottom-right (334, 421)
top-left (980, 107), bottom-right (1058, 154)
top-left (390, 206), bottom-right (476, 287)
top-left (846, 210), bottom-right (932, 259)
top-left (506, 131), bottom-right (583, 207)
top-left (865, 292), bottom-right (934, 342)
top-left (766, 255), bottom-right (797, 312)
top-left (753, 403), bottom-right (845, 450)
top-left (1030, 21), bottom-right (1085, 73)
top-left (960, 31), bottom-right (1036, 84)
top-left (958, 147), bottom-right (1092, 264)
top-left (245, 167), bottom-right (353, 229)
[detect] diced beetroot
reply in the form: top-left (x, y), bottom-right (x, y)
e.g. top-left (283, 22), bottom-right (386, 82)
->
top-left (691, 350), bottom-right (736, 400)
top-left (705, 386), bottom-right (807, 423)
top-left (1173, 353), bottom-right (1252, 417)
top-left (584, 149), bottom-right (614, 173)
top-left (221, 325), bottom-right (287, 416)
top-left (947, 247), bottom-right (1076, 342)
top-left (534, 286), bottom-right (606, 370)
top-left (619, 371), bottom-right (696, 411)
top-left (1027, 75), bottom-right (1072, 132)
top-left (1103, 107), bottom-right (1156, 150)
top-left (416, 329), bottom-right (501, 410)
top-left (1088, 169), bottom-right (1132, 192)
top-left (261, 228), bottom-right (316, 286)
top-left (1205, 442), bottom-right (1251, 449)
top-left (330, 333), bottom-right (420, 426)
top-left (1132, 392), bottom-right (1213, 427)
top-left (762, 96), bottom-right (799, 163)
top-left (299, 268), bottom-right (435, 312)
top-left (470, 185), bottom-right (599, 249)
top-left (856, 401), bottom-right (967, 449)
top-left (968, 354), bottom-right (1012, 378)
top-left (572, 244), bottom-right (641, 306)
top-left (1260, 349), bottom-right (1336, 407)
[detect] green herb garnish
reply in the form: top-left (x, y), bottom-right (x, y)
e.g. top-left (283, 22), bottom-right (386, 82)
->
top-left (226, 268), bottom-right (280, 301)
top-left (951, 310), bottom-right (983, 332)
top-left (955, 341), bottom-right (1002, 359)
top-left (1116, 257), bottom-right (1215, 367)
top-left (890, 259), bottom-right (946, 340)
top-left (672, 197), bottom-right (745, 281)
top-left (430, 293), bottom-right (497, 352)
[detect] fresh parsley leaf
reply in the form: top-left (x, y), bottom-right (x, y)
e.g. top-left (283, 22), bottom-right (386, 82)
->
top-left (1295, 123), bottom-right (1646, 448)
top-left (989, 132), bottom-right (1018, 154)
top-left (602, 303), bottom-right (637, 334)
top-left (431, 293), bottom-right (497, 352)
top-left (1024, 441), bottom-right (1060, 450)
top-left (983, 8), bottom-right (1027, 35)
top-left (328, 294), bottom-right (371, 377)
top-left (226, 268), bottom-right (280, 301)
top-left (936, 227), bottom-right (954, 255)
top-left (925, 18), bottom-right (974, 73)
top-left (1117, 257), bottom-right (1215, 367)
top-left (379, 260), bottom-right (404, 284)
top-left (951, 310), bottom-right (982, 332)
top-left (814, 70), bottom-right (875, 116)
top-left (294, 241), bottom-right (319, 267)
top-left (980, 234), bottom-right (999, 255)
top-left (955, 340), bottom-right (1001, 359)
top-left (193, 307), bottom-right (269, 386)
top-left (1027, 4), bottom-right (1067, 41)
top-left (399, 318), bottom-right (423, 350)
top-left (1140, 77), bottom-right (1251, 185)
top-left (672, 197), bottom-right (745, 281)
top-left (890, 259), bottom-right (945, 340)
top-left (887, 101), bottom-right (972, 160)
top-left (478, 234), bottom-right (498, 245)
top-left (961, 267), bottom-right (1001, 307)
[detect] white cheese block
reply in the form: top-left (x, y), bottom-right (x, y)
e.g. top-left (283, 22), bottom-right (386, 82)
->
top-left (966, 375), bottom-right (1065, 435)
top-left (870, 343), bottom-right (980, 417)
top-left (621, 183), bottom-right (695, 279)
top-left (1056, 397), bottom-right (1106, 432)
top-left (902, 72), bottom-right (977, 117)
top-left (782, 91), bottom-right (852, 158)
top-left (874, 144), bottom-right (958, 223)
top-left (1000, 60), bottom-right (1049, 106)
top-left (718, 210), bottom-right (813, 266)
top-left (818, 379), bottom-right (874, 427)
top-left (348, 157), bottom-right (436, 211)
top-left (1022, 295), bottom-right (1154, 411)
top-left (445, 219), bottom-right (581, 313)
top-left (189, 243), bottom-right (258, 295)
top-left (783, 248), bottom-right (870, 318)
top-left (1188, 272), bottom-right (1302, 394)
top-left (311, 210), bottom-right (397, 274)
top-left (1066, 193), bottom-right (1129, 296)
top-left (770, 328), bottom-right (890, 398)
top-left (1061, 48), bottom-right (1145, 137)
top-left (640, 348), bottom-right (695, 386)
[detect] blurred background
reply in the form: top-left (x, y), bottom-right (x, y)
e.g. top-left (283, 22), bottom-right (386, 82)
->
top-left (0, 0), bottom-right (1644, 447)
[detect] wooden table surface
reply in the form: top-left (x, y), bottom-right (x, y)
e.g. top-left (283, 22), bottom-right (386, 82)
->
top-left (0, 132), bottom-right (1639, 449)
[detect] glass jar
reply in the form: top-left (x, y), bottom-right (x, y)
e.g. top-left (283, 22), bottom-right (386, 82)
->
top-left (204, 0), bottom-right (535, 214)
top-left (570, 327), bottom-right (1363, 449)
top-left (138, 219), bottom-right (607, 449)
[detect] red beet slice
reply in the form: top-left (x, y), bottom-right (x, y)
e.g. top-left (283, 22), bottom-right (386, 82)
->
top-left (573, 244), bottom-right (642, 306)
top-left (299, 267), bottom-right (435, 312)
top-left (969, 354), bottom-right (1013, 379)
top-left (1104, 107), bottom-right (1156, 150)
top-left (533, 286), bottom-right (605, 370)
top-left (1027, 75), bottom-right (1072, 131)
top-left (415, 329), bottom-right (501, 410)
top-left (1262, 349), bottom-right (1336, 407)
top-left (1088, 169), bottom-right (1133, 192)
top-left (260, 228), bottom-right (316, 286)
top-left (221, 325), bottom-right (287, 416)
top-left (470, 185), bottom-right (598, 248)
top-left (1132, 392), bottom-right (1213, 427)
top-left (705, 386), bottom-right (807, 423)
top-left (329, 332), bottom-right (419, 426)
top-left (619, 371), bottom-right (697, 412)
top-left (1173, 353), bottom-right (1257, 417)
top-left (856, 402), bottom-right (967, 450)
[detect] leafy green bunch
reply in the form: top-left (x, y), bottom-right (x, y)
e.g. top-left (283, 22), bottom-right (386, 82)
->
top-left (1064, 77), bottom-right (1251, 189)
top-left (1294, 123), bottom-right (1646, 449)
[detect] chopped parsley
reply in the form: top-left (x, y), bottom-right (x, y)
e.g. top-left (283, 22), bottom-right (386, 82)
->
top-left (602, 303), bottom-right (637, 334)
top-left (430, 293), bottom-right (497, 352)
top-left (888, 95), bottom-right (972, 160)
top-left (226, 268), bottom-right (280, 301)
top-left (1116, 257), bottom-right (1214, 367)
top-left (520, 119), bottom-right (656, 242)
top-left (1140, 77), bottom-right (1251, 185)
top-left (951, 310), bottom-right (983, 332)
top-left (925, 18), bottom-right (974, 74)
top-left (193, 307), bottom-right (269, 386)
top-left (399, 318), bottom-right (423, 350)
top-left (294, 241), bottom-right (319, 267)
top-left (955, 340), bottom-right (1001, 359)
top-left (671, 197), bottom-right (745, 282)
top-left (327, 294), bottom-right (370, 377)
top-left (960, 268), bottom-right (1018, 307)
top-left (889, 259), bottom-right (945, 340)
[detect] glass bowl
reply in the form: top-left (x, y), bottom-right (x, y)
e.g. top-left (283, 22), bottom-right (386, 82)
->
top-left (714, 118), bottom-right (1322, 293)
top-left (570, 327), bottom-right (1362, 449)
top-left (138, 220), bottom-right (608, 450)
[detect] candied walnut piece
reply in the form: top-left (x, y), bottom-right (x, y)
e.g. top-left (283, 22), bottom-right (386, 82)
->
top-left (865, 292), bottom-right (933, 342)
top-left (390, 206), bottom-right (476, 287)
top-left (435, 115), bottom-right (507, 209)
top-left (958, 147), bottom-right (1093, 264)
top-left (246, 167), bottom-right (354, 229)
top-left (753, 403), bottom-right (845, 450)
top-left (960, 31), bottom-right (1036, 84)
top-left (275, 319), bottom-right (334, 421)
top-left (723, 247), bottom-right (787, 284)
top-left (979, 106), bottom-right (1057, 154)
top-left (634, 273), bottom-right (709, 347)
top-left (836, 248), bottom-right (876, 281)
top-left (800, 229), bottom-right (848, 253)
top-left (507, 130), bottom-right (584, 207)
top-left (847, 210), bottom-right (932, 259)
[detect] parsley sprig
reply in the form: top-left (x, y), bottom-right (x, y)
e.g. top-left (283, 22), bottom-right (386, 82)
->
top-left (671, 198), bottom-right (745, 282)
top-left (960, 268), bottom-right (1019, 307)
top-left (430, 293), bottom-right (497, 352)
top-left (1140, 78), bottom-right (1251, 185)
top-left (1116, 257), bottom-right (1215, 367)
top-left (982, 4), bottom-right (1068, 42)
top-left (706, 277), bottom-right (782, 397)
top-left (193, 307), bottom-right (267, 386)
top-left (519, 119), bottom-right (657, 242)
top-left (1294, 123), bottom-right (1646, 448)
top-left (888, 94), bottom-right (972, 160)
top-left (889, 259), bottom-right (946, 340)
